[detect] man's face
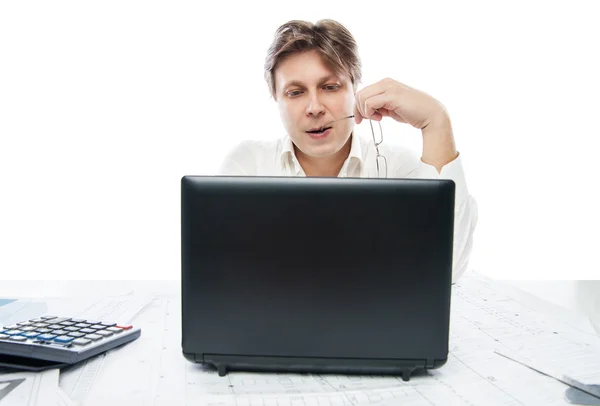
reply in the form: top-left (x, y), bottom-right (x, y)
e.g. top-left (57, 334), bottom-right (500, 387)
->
top-left (274, 50), bottom-right (355, 158)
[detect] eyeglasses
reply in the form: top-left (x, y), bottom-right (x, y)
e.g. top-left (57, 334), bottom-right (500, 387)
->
top-left (369, 119), bottom-right (387, 178)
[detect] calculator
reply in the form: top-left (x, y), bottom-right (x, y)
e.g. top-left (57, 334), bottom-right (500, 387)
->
top-left (0, 315), bottom-right (141, 372)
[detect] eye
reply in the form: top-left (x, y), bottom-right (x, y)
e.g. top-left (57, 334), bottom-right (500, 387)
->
top-left (286, 90), bottom-right (303, 97)
top-left (324, 84), bottom-right (340, 91)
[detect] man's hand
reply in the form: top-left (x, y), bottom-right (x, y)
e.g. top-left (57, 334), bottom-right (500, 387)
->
top-left (353, 77), bottom-right (443, 129)
top-left (353, 78), bottom-right (458, 172)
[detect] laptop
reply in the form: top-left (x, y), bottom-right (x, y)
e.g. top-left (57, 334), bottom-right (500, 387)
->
top-left (181, 175), bottom-right (455, 381)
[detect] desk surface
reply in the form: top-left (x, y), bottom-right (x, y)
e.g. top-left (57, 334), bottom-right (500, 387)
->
top-left (1, 273), bottom-right (599, 406)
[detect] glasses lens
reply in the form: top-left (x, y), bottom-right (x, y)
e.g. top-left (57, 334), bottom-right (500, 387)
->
top-left (376, 155), bottom-right (387, 178)
top-left (370, 120), bottom-right (383, 146)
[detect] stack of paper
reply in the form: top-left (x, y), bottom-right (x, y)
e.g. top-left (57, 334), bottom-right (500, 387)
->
top-left (2, 273), bottom-right (600, 405)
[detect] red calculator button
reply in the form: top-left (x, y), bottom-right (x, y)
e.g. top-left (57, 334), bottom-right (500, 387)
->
top-left (116, 325), bottom-right (132, 330)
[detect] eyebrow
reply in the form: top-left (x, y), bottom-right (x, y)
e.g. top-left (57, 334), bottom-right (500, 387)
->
top-left (283, 75), bottom-right (340, 89)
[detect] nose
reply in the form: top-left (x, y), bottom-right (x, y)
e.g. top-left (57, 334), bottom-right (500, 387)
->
top-left (305, 92), bottom-right (325, 117)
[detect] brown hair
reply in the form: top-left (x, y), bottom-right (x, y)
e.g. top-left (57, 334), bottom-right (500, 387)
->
top-left (264, 19), bottom-right (362, 99)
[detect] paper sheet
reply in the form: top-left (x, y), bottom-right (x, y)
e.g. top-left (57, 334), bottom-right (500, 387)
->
top-left (56, 387), bottom-right (77, 406)
top-left (57, 294), bottom-right (154, 404)
top-left (0, 299), bottom-right (53, 328)
top-left (0, 294), bottom-right (153, 406)
top-left (78, 273), bottom-right (600, 405)
top-left (0, 368), bottom-right (60, 406)
top-left (5, 274), bottom-right (600, 405)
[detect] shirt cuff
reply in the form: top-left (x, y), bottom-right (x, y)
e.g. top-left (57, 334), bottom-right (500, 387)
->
top-left (418, 153), bottom-right (469, 206)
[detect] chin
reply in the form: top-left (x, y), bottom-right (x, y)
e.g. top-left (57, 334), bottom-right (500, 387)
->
top-left (298, 141), bottom-right (345, 158)
top-left (291, 131), bottom-right (351, 158)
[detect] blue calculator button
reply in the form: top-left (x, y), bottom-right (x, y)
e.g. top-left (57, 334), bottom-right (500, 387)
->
top-left (5, 330), bottom-right (23, 336)
top-left (37, 334), bottom-right (57, 341)
top-left (22, 332), bottom-right (40, 338)
top-left (54, 336), bottom-right (74, 343)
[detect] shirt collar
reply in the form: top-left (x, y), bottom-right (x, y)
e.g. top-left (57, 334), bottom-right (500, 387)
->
top-left (279, 132), bottom-right (364, 174)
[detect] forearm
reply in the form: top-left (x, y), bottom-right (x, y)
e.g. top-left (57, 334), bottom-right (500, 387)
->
top-left (451, 194), bottom-right (478, 282)
top-left (421, 113), bottom-right (459, 173)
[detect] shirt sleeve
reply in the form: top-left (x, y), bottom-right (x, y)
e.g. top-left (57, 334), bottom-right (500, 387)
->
top-left (404, 153), bottom-right (479, 283)
top-left (218, 141), bottom-right (257, 176)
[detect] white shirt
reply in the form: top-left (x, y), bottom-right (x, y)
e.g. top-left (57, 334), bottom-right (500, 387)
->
top-left (218, 131), bottom-right (478, 282)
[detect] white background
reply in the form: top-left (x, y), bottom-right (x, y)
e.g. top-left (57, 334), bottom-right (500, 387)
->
top-left (1, 0), bottom-right (598, 281)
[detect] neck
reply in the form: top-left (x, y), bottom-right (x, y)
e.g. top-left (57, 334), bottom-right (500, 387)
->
top-left (295, 136), bottom-right (352, 177)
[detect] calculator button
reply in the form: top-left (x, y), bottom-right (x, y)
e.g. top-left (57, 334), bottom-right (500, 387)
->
top-left (32, 323), bottom-right (49, 328)
top-left (79, 328), bottom-right (95, 334)
top-left (35, 328), bottom-right (52, 334)
top-left (85, 321), bottom-right (101, 325)
top-left (100, 322), bottom-right (117, 327)
top-left (84, 334), bottom-right (102, 341)
top-left (60, 321), bottom-right (76, 327)
top-left (72, 338), bottom-right (91, 346)
top-left (45, 318), bottom-right (71, 324)
top-left (106, 327), bottom-right (123, 334)
top-left (64, 327), bottom-right (81, 332)
top-left (3, 325), bottom-right (19, 330)
top-left (67, 332), bottom-right (85, 338)
top-left (95, 330), bottom-right (113, 337)
top-left (47, 324), bottom-right (63, 330)
top-left (20, 327), bottom-right (37, 332)
top-left (37, 334), bottom-right (57, 341)
top-left (5, 330), bottom-right (23, 336)
top-left (51, 330), bottom-right (69, 336)
top-left (70, 318), bottom-right (86, 323)
top-left (9, 336), bottom-right (27, 342)
top-left (17, 321), bottom-right (33, 327)
top-left (116, 325), bottom-right (133, 330)
top-left (54, 336), bottom-right (74, 343)
top-left (29, 318), bottom-right (45, 323)
top-left (22, 332), bottom-right (40, 339)
top-left (0, 334), bottom-right (9, 340)
top-left (41, 315), bottom-right (57, 319)
top-left (75, 323), bottom-right (91, 328)
top-left (90, 325), bottom-right (106, 330)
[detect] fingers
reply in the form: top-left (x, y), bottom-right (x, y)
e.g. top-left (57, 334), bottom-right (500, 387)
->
top-left (354, 82), bottom-right (385, 120)
top-left (354, 101), bottom-right (388, 123)
top-left (354, 92), bottom-right (393, 124)
top-left (353, 104), bottom-right (363, 124)
top-left (354, 78), bottom-right (402, 123)
top-left (363, 93), bottom-right (390, 119)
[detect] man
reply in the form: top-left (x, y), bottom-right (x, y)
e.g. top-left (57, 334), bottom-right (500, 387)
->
top-left (219, 19), bottom-right (478, 281)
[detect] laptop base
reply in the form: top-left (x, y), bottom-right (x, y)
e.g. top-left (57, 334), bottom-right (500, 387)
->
top-left (184, 352), bottom-right (447, 381)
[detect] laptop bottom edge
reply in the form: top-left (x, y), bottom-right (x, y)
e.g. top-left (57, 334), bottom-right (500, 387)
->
top-left (183, 352), bottom-right (447, 381)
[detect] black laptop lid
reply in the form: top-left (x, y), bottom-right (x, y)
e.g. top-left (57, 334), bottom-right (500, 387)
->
top-left (181, 176), bottom-right (454, 363)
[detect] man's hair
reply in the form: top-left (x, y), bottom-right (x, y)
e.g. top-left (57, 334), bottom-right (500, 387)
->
top-left (264, 19), bottom-right (362, 99)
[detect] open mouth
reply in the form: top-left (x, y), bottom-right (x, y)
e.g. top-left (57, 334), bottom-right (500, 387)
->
top-left (306, 126), bottom-right (331, 135)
